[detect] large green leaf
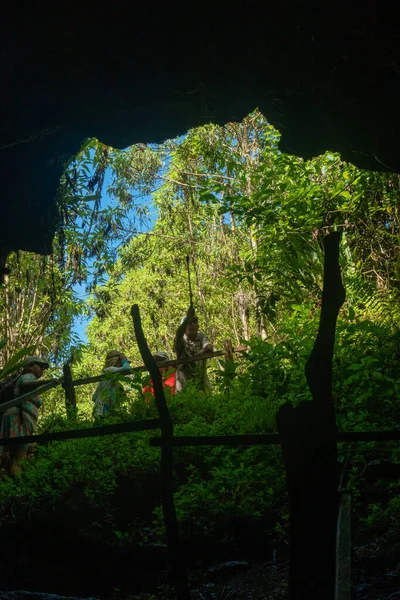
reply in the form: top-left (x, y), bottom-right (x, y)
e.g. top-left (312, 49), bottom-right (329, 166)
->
top-left (0, 345), bottom-right (38, 380)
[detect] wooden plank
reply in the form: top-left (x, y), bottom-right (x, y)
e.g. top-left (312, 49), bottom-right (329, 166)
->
top-left (0, 380), bottom-right (62, 413)
top-left (338, 430), bottom-right (400, 442)
top-left (0, 425), bottom-right (399, 449)
top-left (0, 419), bottom-right (161, 446)
top-left (335, 491), bottom-right (352, 600)
top-left (0, 346), bottom-right (248, 412)
top-left (71, 345), bottom-right (248, 387)
top-left (150, 430), bottom-right (400, 446)
top-left (150, 434), bottom-right (281, 446)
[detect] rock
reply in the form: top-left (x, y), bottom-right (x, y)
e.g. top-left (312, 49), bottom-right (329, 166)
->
top-left (208, 560), bottom-right (249, 572)
top-left (2, 2), bottom-right (400, 257)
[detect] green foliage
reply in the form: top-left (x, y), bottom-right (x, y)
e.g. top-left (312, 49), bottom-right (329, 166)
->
top-left (58, 138), bottom-right (165, 287)
top-left (0, 250), bottom-right (85, 367)
top-left (0, 344), bottom-right (37, 379)
top-left (0, 380), bottom-right (287, 547)
top-left (2, 110), bottom-right (400, 555)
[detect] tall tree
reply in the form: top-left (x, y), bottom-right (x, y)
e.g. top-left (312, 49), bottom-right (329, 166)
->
top-left (85, 111), bottom-right (400, 364)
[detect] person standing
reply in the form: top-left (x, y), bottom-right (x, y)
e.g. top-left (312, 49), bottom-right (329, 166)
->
top-left (142, 351), bottom-right (176, 401)
top-left (174, 306), bottom-right (212, 393)
top-left (0, 356), bottom-right (53, 476)
top-left (92, 350), bottom-right (131, 419)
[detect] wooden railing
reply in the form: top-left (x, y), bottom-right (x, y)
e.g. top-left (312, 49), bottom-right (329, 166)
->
top-left (0, 340), bottom-right (386, 600)
top-left (0, 344), bottom-right (248, 415)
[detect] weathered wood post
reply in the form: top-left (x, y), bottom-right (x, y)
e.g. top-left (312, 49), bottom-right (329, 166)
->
top-left (131, 304), bottom-right (190, 600)
top-left (276, 232), bottom-right (345, 600)
top-left (335, 488), bottom-right (351, 600)
top-left (62, 355), bottom-right (77, 419)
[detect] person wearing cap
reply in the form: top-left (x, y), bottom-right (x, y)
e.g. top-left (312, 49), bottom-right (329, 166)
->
top-left (142, 351), bottom-right (176, 401)
top-left (0, 355), bottom-right (53, 476)
top-left (174, 306), bottom-right (212, 393)
top-left (92, 350), bottom-right (131, 419)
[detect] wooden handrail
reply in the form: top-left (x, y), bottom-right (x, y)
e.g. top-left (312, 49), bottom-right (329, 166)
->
top-left (149, 429), bottom-right (400, 446)
top-left (72, 345), bottom-right (248, 387)
top-left (0, 418), bottom-right (161, 446)
top-left (0, 380), bottom-right (62, 413)
top-left (0, 345), bottom-right (249, 413)
top-left (0, 426), bottom-right (399, 448)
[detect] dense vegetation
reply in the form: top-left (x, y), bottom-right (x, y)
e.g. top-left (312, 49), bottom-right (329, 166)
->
top-left (1, 111), bottom-right (400, 590)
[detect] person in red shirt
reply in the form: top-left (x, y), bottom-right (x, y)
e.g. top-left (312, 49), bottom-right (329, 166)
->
top-left (142, 351), bottom-right (176, 401)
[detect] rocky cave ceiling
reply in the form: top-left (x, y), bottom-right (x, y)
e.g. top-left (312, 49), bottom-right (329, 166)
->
top-left (1, 1), bottom-right (399, 258)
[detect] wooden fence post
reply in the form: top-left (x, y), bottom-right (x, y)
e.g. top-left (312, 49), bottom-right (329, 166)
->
top-left (335, 489), bottom-right (351, 600)
top-left (131, 304), bottom-right (190, 600)
top-left (63, 356), bottom-right (77, 419)
top-left (277, 232), bottom-right (345, 600)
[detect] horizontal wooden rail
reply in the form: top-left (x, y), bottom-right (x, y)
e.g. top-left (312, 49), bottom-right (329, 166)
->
top-left (337, 430), bottom-right (400, 442)
top-left (0, 346), bottom-right (248, 413)
top-left (150, 434), bottom-right (280, 446)
top-left (0, 423), bottom-right (398, 449)
top-left (72, 345), bottom-right (248, 387)
top-left (0, 380), bottom-right (63, 413)
top-left (0, 346), bottom-right (248, 412)
top-left (0, 418), bottom-right (161, 446)
top-left (149, 429), bottom-right (400, 447)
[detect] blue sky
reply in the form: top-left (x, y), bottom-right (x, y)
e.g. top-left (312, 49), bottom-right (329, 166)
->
top-left (71, 285), bottom-right (91, 342)
top-left (71, 161), bottom-right (155, 343)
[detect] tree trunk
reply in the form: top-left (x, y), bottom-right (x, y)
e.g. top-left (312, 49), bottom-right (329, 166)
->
top-left (237, 289), bottom-right (250, 341)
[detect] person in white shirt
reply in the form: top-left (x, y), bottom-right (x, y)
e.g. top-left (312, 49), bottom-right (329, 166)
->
top-left (92, 350), bottom-right (131, 418)
top-left (174, 306), bottom-right (212, 393)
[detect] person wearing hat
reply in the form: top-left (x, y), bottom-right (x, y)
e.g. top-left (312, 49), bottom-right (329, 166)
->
top-left (0, 355), bottom-right (53, 476)
top-left (92, 350), bottom-right (131, 419)
top-left (142, 351), bottom-right (176, 401)
top-left (174, 306), bottom-right (212, 393)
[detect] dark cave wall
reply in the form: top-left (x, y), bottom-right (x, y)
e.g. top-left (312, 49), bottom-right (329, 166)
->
top-left (2, 0), bottom-right (399, 255)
